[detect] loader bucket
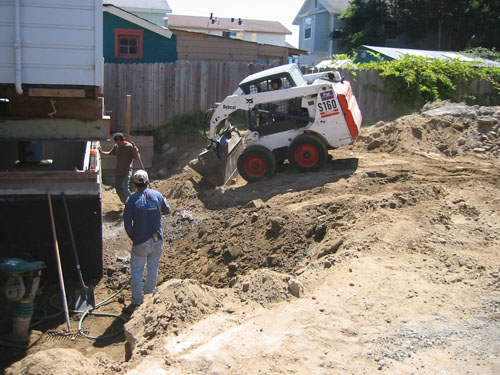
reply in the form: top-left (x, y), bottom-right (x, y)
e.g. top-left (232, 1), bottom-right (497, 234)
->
top-left (189, 130), bottom-right (244, 186)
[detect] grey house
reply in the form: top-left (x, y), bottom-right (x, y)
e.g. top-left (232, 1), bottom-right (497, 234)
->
top-left (293, 0), bottom-right (350, 67)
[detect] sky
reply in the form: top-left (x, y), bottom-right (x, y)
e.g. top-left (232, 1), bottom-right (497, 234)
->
top-left (166, 0), bottom-right (305, 47)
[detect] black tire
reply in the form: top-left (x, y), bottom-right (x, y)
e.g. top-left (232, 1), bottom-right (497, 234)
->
top-left (288, 134), bottom-right (327, 172)
top-left (237, 145), bottom-right (277, 183)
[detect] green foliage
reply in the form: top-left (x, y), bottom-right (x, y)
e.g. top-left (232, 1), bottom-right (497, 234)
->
top-left (336, 0), bottom-right (500, 51)
top-left (154, 111), bottom-right (205, 151)
top-left (331, 0), bottom-right (390, 50)
top-left (358, 55), bottom-right (500, 109)
top-left (461, 47), bottom-right (500, 61)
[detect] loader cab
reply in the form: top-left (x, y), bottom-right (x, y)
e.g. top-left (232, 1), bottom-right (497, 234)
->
top-left (239, 64), bottom-right (309, 135)
top-left (239, 63), bottom-right (306, 94)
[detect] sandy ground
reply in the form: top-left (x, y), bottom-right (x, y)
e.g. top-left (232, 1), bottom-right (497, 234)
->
top-left (3, 102), bottom-right (500, 374)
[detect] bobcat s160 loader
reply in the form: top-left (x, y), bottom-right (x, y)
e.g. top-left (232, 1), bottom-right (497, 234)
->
top-left (189, 63), bottom-right (362, 185)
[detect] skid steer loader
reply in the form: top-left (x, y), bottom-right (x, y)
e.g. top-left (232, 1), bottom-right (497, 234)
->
top-left (189, 63), bottom-right (362, 185)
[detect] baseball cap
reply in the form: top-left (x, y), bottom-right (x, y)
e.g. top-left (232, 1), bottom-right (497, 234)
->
top-left (133, 170), bottom-right (149, 184)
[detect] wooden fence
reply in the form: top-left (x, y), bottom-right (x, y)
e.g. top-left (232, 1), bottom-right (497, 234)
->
top-left (103, 61), bottom-right (268, 132)
top-left (339, 69), bottom-right (496, 126)
top-left (104, 61), bottom-right (497, 133)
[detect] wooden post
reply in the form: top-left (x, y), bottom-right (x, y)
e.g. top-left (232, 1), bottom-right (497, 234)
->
top-left (125, 94), bottom-right (131, 140)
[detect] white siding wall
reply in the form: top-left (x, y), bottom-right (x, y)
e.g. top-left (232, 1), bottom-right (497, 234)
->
top-left (133, 11), bottom-right (167, 27)
top-left (0, 0), bottom-right (103, 86)
top-left (247, 33), bottom-right (286, 47)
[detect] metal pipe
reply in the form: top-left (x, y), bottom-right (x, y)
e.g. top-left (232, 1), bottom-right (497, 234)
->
top-left (15, 0), bottom-right (23, 95)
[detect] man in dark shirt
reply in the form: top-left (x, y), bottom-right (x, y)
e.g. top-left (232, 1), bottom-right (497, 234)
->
top-left (123, 170), bottom-right (170, 312)
top-left (98, 133), bottom-right (139, 204)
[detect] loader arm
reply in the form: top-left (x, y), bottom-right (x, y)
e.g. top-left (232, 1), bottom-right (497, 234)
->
top-left (208, 83), bottom-right (329, 139)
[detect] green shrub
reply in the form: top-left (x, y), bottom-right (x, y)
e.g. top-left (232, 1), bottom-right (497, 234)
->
top-left (333, 53), bottom-right (500, 110)
top-left (154, 111), bottom-right (206, 151)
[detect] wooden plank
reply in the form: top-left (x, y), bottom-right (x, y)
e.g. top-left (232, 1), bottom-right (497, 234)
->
top-left (200, 61), bottom-right (208, 111)
top-left (0, 171), bottom-right (97, 182)
top-left (0, 117), bottom-right (110, 140)
top-left (7, 96), bottom-right (103, 120)
top-left (158, 63), bottom-right (165, 126)
top-left (154, 62), bottom-right (160, 129)
top-left (125, 94), bottom-right (131, 139)
top-left (28, 88), bottom-right (86, 98)
top-left (147, 63), bottom-right (154, 130)
top-left (169, 62), bottom-right (176, 123)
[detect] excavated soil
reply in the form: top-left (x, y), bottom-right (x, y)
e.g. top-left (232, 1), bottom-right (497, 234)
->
top-left (3, 101), bottom-right (500, 374)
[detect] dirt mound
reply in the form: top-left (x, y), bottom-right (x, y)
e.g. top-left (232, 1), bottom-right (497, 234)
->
top-left (232, 268), bottom-right (300, 304)
top-left (3, 101), bottom-right (500, 374)
top-left (4, 348), bottom-right (108, 375)
top-left (124, 279), bottom-right (224, 358)
top-left (354, 102), bottom-right (500, 157)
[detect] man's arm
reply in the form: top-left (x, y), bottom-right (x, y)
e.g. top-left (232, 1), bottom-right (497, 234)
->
top-left (98, 144), bottom-right (117, 156)
top-left (123, 200), bottom-right (134, 240)
top-left (160, 197), bottom-right (171, 215)
top-left (131, 142), bottom-right (146, 170)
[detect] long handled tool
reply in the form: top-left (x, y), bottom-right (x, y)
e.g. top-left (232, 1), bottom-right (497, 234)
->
top-left (47, 191), bottom-right (71, 332)
top-left (61, 192), bottom-right (95, 312)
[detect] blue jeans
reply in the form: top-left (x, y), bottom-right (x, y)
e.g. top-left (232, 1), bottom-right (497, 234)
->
top-left (130, 237), bottom-right (163, 305)
top-left (115, 171), bottom-right (132, 204)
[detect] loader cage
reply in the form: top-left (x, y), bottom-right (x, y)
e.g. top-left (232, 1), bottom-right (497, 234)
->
top-left (245, 97), bottom-right (310, 136)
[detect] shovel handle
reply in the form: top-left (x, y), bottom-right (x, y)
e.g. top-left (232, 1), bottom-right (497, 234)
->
top-left (61, 192), bottom-right (87, 288)
top-left (47, 191), bottom-right (71, 332)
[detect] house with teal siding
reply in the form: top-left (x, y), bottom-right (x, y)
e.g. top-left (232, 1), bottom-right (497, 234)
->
top-left (103, 4), bottom-right (177, 63)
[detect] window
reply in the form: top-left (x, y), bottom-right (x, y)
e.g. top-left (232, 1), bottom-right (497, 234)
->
top-left (257, 57), bottom-right (282, 66)
top-left (384, 21), bottom-right (398, 41)
top-left (222, 30), bottom-right (244, 40)
top-left (115, 28), bottom-right (143, 59)
top-left (304, 17), bottom-right (312, 39)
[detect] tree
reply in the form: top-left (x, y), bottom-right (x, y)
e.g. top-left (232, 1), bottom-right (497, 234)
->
top-left (394, 0), bottom-right (473, 50)
top-left (332, 0), bottom-right (500, 52)
top-left (465, 0), bottom-right (500, 49)
top-left (392, 0), bottom-right (500, 50)
top-left (330, 0), bottom-right (392, 50)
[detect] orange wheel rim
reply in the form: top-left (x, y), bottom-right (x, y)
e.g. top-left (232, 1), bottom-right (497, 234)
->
top-left (295, 144), bottom-right (319, 167)
top-left (244, 156), bottom-right (267, 177)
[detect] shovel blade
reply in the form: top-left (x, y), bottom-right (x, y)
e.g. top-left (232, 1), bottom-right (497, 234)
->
top-left (73, 287), bottom-right (95, 313)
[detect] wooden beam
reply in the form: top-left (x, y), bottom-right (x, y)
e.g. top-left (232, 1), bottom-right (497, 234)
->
top-left (28, 88), bottom-right (86, 98)
top-left (0, 116), bottom-right (110, 140)
top-left (0, 171), bottom-right (97, 182)
top-left (7, 96), bottom-right (104, 121)
top-left (125, 94), bottom-right (131, 140)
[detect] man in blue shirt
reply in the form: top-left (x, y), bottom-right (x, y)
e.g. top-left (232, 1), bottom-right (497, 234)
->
top-left (123, 170), bottom-right (171, 313)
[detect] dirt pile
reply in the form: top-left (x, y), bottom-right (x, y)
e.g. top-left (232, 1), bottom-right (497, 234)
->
top-left (4, 348), bottom-right (115, 375)
top-left (124, 279), bottom-right (224, 356)
top-left (355, 102), bottom-right (500, 157)
top-left (3, 101), bottom-right (500, 374)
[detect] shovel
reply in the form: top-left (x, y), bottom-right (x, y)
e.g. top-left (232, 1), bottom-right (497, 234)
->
top-left (61, 192), bottom-right (95, 312)
top-left (47, 191), bottom-right (71, 332)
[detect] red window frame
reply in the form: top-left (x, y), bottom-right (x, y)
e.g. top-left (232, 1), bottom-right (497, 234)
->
top-left (114, 28), bottom-right (144, 59)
